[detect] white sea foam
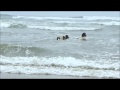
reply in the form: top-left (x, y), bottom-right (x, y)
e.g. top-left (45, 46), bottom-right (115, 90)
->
top-left (1, 64), bottom-right (120, 78)
top-left (12, 16), bottom-right (74, 20)
top-left (83, 16), bottom-right (120, 21)
top-left (1, 15), bottom-right (119, 29)
top-left (28, 26), bottom-right (101, 31)
top-left (96, 21), bottom-right (120, 25)
top-left (12, 15), bottom-right (119, 20)
top-left (0, 21), bottom-right (11, 28)
top-left (1, 55), bottom-right (119, 68)
top-left (1, 53), bottom-right (118, 79)
top-left (0, 20), bottom-right (27, 28)
top-left (12, 16), bottom-right (25, 19)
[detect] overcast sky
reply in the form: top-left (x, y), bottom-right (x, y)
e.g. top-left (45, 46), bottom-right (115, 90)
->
top-left (1, 11), bottom-right (120, 17)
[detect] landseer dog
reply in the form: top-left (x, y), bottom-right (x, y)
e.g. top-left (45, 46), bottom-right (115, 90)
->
top-left (57, 35), bottom-right (69, 40)
top-left (81, 33), bottom-right (87, 40)
top-left (56, 33), bottom-right (87, 40)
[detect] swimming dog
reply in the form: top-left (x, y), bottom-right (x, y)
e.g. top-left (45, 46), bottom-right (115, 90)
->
top-left (57, 35), bottom-right (69, 40)
top-left (81, 33), bottom-right (87, 40)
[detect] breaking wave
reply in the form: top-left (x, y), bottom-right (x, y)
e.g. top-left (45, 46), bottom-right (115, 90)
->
top-left (0, 44), bottom-right (49, 57)
top-left (1, 14), bottom-right (119, 30)
top-left (8, 23), bottom-right (28, 28)
top-left (0, 55), bottom-right (120, 78)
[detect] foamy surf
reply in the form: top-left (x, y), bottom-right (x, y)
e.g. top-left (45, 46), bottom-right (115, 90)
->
top-left (1, 65), bottom-right (120, 78)
top-left (0, 55), bottom-right (120, 78)
top-left (1, 14), bottom-right (120, 30)
top-left (12, 15), bottom-right (119, 21)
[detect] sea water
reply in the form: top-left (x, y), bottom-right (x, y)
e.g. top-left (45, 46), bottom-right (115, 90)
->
top-left (0, 14), bottom-right (120, 78)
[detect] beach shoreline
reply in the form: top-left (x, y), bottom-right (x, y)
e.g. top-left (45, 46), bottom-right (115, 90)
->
top-left (0, 73), bottom-right (102, 79)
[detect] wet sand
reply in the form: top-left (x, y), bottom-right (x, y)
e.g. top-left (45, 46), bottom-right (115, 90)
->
top-left (0, 73), bottom-right (101, 79)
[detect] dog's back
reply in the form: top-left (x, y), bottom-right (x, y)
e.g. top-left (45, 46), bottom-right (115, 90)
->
top-left (57, 35), bottom-right (69, 40)
top-left (57, 37), bottom-right (60, 40)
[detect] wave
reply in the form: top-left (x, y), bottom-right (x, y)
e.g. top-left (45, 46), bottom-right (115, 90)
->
top-left (1, 15), bottom-right (119, 30)
top-left (0, 55), bottom-right (120, 78)
top-left (1, 20), bottom-right (119, 30)
top-left (1, 23), bottom-right (102, 31)
top-left (28, 26), bottom-right (102, 31)
top-left (71, 16), bottom-right (84, 18)
top-left (0, 14), bottom-right (13, 19)
top-left (12, 16), bottom-right (74, 20)
top-left (1, 22), bottom-right (118, 31)
top-left (12, 15), bottom-right (120, 21)
top-left (95, 21), bottom-right (120, 26)
top-left (0, 44), bottom-right (49, 57)
top-left (0, 54), bottom-right (119, 71)
top-left (83, 16), bottom-right (120, 21)
top-left (8, 23), bottom-right (28, 28)
top-left (0, 21), bottom-right (28, 28)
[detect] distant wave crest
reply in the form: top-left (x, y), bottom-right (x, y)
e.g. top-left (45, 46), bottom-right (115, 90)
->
top-left (0, 14), bottom-right (12, 19)
top-left (1, 15), bottom-right (119, 30)
top-left (0, 44), bottom-right (49, 57)
top-left (8, 23), bottom-right (28, 28)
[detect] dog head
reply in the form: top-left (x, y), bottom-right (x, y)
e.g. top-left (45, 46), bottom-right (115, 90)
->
top-left (82, 33), bottom-right (87, 37)
top-left (65, 35), bottom-right (69, 39)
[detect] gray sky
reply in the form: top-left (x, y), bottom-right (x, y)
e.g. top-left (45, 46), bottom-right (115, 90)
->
top-left (1, 11), bottom-right (120, 17)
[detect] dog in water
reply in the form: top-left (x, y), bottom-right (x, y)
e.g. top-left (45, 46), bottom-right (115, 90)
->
top-left (81, 33), bottom-right (87, 40)
top-left (57, 35), bottom-right (69, 40)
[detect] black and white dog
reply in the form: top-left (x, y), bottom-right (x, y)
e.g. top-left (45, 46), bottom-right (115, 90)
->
top-left (57, 35), bottom-right (69, 40)
top-left (81, 33), bottom-right (87, 40)
top-left (82, 33), bottom-right (87, 37)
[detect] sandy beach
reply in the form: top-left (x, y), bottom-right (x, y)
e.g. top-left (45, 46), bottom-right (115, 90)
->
top-left (0, 73), bottom-right (101, 79)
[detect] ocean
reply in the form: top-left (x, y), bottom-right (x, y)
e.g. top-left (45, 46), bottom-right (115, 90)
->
top-left (0, 14), bottom-right (120, 78)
